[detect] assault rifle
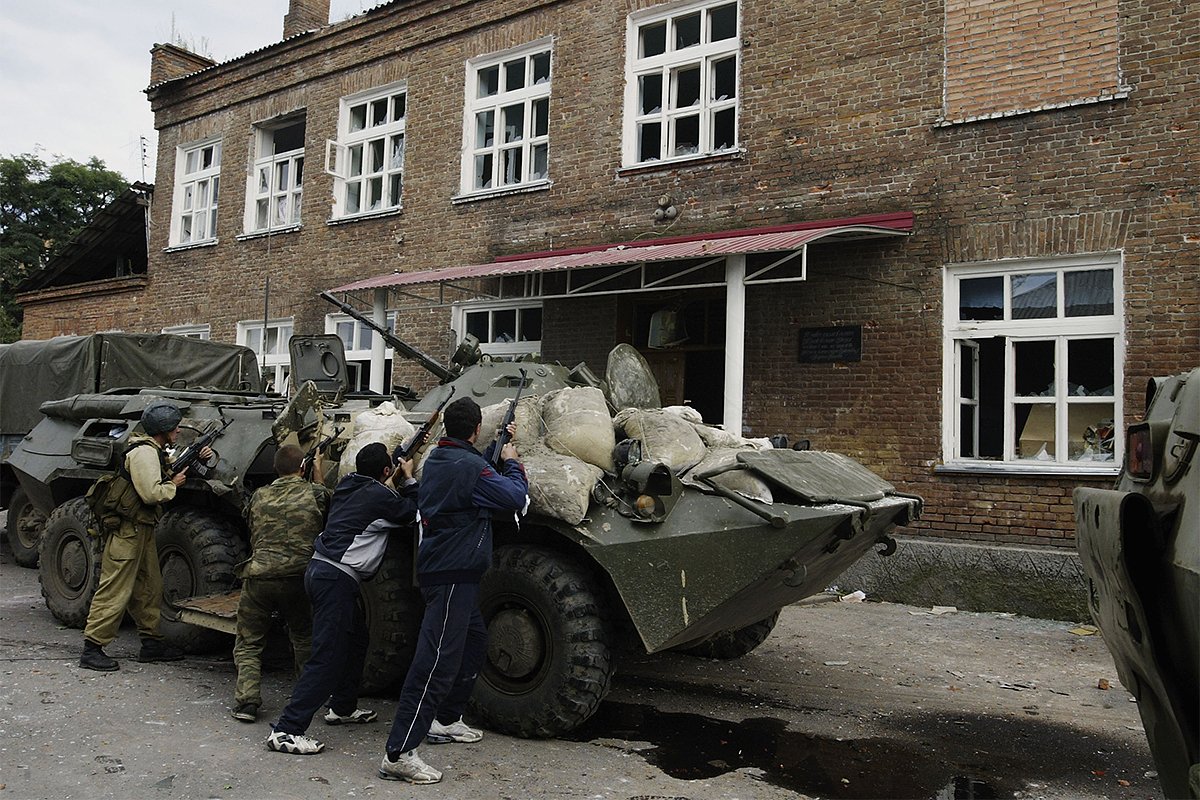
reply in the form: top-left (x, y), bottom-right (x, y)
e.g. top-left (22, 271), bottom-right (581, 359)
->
top-left (488, 368), bottom-right (527, 467)
top-left (301, 425), bottom-right (345, 481)
top-left (169, 417), bottom-right (233, 477)
top-left (394, 387), bottom-right (455, 464)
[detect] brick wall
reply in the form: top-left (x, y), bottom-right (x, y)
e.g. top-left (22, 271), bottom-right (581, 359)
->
top-left (18, 278), bottom-right (150, 339)
top-left (122, 0), bottom-right (1199, 549)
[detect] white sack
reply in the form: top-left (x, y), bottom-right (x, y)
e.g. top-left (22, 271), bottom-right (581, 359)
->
top-left (542, 386), bottom-right (616, 473)
top-left (522, 443), bottom-right (602, 526)
top-left (613, 407), bottom-right (707, 474)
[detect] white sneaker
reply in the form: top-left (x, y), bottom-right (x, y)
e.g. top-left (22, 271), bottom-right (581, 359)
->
top-left (427, 717), bottom-right (483, 744)
top-left (323, 707), bottom-right (377, 725)
top-left (378, 749), bottom-right (442, 784)
top-left (265, 730), bottom-right (325, 755)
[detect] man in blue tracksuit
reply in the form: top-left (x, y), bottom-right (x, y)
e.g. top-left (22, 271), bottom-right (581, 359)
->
top-left (378, 397), bottom-right (528, 784)
top-left (266, 442), bottom-right (418, 755)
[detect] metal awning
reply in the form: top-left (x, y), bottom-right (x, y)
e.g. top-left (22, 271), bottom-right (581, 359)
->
top-left (330, 211), bottom-right (913, 300)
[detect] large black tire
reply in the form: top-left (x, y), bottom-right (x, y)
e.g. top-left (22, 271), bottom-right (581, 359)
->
top-left (155, 508), bottom-right (247, 653)
top-left (360, 538), bottom-right (424, 695)
top-left (676, 611), bottom-right (781, 660)
top-left (7, 486), bottom-right (48, 568)
top-left (38, 498), bottom-right (103, 627)
top-left (470, 545), bottom-right (612, 738)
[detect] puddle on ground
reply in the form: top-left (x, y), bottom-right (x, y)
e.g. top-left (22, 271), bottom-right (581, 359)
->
top-left (565, 700), bottom-right (1148, 798)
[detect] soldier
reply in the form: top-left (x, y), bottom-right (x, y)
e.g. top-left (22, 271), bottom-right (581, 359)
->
top-left (230, 444), bottom-right (331, 723)
top-left (79, 401), bottom-right (208, 671)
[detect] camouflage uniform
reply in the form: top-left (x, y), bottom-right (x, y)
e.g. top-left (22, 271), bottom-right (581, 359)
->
top-left (83, 435), bottom-right (175, 647)
top-left (233, 474), bottom-right (332, 710)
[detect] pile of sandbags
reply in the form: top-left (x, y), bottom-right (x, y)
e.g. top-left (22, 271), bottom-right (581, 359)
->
top-left (340, 401), bottom-right (416, 473)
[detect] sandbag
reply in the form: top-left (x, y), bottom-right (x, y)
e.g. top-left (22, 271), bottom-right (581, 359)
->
top-left (542, 386), bottom-right (616, 473)
top-left (613, 407), bottom-right (707, 474)
top-left (683, 448), bottom-right (774, 504)
top-left (605, 344), bottom-right (661, 410)
top-left (522, 443), bottom-right (602, 526)
top-left (477, 394), bottom-right (543, 456)
top-left (340, 405), bottom-right (416, 472)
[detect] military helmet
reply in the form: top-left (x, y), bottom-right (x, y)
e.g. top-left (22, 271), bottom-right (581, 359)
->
top-left (141, 401), bottom-right (183, 435)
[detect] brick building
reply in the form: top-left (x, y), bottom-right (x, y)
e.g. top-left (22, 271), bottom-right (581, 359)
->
top-left (20, 0), bottom-right (1197, 614)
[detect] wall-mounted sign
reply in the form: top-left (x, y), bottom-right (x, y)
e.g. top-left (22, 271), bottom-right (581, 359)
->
top-left (798, 325), bottom-right (862, 363)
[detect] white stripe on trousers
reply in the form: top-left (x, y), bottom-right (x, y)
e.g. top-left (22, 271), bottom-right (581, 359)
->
top-left (399, 583), bottom-right (456, 752)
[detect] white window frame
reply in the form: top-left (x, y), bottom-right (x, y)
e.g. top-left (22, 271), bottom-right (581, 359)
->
top-left (245, 117), bottom-right (305, 234)
top-left (237, 317), bottom-right (294, 391)
top-left (324, 312), bottom-right (397, 361)
top-left (169, 139), bottom-right (221, 246)
top-left (942, 253), bottom-right (1124, 473)
top-left (460, 38), bottom-right (553, 196)
top-left (453, 300), bottom-right (543, 360)
top-left (325, 84), bottom-right (407, 219)
top-left (162, 323), bottom-right (211, 340)
top-left (623, 0), bottom-right (741, 167)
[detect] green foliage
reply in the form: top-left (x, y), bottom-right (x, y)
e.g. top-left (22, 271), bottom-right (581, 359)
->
top-left (0, 153), bottom-right (127, 342)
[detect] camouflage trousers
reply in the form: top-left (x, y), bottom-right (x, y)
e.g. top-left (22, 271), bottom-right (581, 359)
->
top-left (83, 521), bottom-right (162, 647)
top-left (232, 575), bottom-right (313, 707)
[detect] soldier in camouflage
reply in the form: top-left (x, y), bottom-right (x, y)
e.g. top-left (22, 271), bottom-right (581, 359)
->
top-left (231, 444), bottom-right (332, 723)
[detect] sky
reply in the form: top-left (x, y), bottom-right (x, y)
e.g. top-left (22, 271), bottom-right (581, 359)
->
top-left (0, 0), bottom-right (370, 183)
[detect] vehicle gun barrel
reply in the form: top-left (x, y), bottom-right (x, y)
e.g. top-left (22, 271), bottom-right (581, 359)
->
top-left (319, 291), bottom-right (455, 383)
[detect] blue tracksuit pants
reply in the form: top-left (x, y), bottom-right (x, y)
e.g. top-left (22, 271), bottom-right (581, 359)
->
top-left (274, 560), bottom-right (368, 735)
top-left (385, 582), bottom-right (487, 755)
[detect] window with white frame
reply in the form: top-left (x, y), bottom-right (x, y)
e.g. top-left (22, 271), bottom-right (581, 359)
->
top-left (455, 301), bottom-right (543, 360)
top-left (325, 312), bottom-right (397, 392)
top-left (461, 40), bottom-right (552, 194)
top-left (162, 323), bottom-right (211, 340)
top-left (943, 254), bottom-right (1123, 469)
top-left (326, 86), bottom-right (407, 218)
top-left (247, 118), bottom-right (305, 233)
top-left (624, 0), bottom-right (739, 166)
top-left (171, 140), bottom-right (221, 245)
top-left (237, 317), bottom-right (294, 392)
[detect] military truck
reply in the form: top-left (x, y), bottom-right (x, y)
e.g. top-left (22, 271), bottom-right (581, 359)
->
top-left (1074, 367), bottom-right (1198, 800)
top-left (0, 333), bottom-right (260, 567)
top-left (9, 317), bottom-right (922, 738)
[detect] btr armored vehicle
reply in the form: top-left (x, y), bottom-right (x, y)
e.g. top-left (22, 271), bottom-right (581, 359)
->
top-left (8, 318), bottom-right (922, 738)
top-left (0, 333), bottom-right (260, 567)
top-left (1075, 368), bottom-right (1198, 799)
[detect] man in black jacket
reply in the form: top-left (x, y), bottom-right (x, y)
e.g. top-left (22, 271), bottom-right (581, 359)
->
top-left (378, 397), bottom-right (528, 784)
top-left (266, 442), bottom-right (417, 756)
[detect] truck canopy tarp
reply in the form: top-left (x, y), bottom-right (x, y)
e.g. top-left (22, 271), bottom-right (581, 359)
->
top-left (0, 334), bottom-right (259, 436)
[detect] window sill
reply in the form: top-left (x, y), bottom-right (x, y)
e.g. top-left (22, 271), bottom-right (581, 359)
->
top-left (326, 208), bottom-right (403, 226)
top-left (617, 148), bottom-right (745, 177)
top-left (934, 88), bottom-right (1131, 127)
top-left (236, 224), bottom-right (302, 242)
top-left (452, 180), bottom-right (552, 205)
top-left (163, 239), bottom-right (218, 253)
top-left (934, 462), bottom-right (1120, 479)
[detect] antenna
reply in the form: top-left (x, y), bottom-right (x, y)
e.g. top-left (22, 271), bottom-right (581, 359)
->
top-left (140, 136), bottom-right (148, 182)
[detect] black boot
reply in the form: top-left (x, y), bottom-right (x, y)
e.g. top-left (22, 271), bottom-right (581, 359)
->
top-left (80, 640), bottom-right (119, 672)
top-left (137, 638), bottom-right (184, 663)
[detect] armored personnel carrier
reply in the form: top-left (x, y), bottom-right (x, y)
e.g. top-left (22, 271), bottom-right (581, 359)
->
top-left (1075, 368), bottom-right (1198, 799)
top-left (8, 316), bottom-right (921, 738)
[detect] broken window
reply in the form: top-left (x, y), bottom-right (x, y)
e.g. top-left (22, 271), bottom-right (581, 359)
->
top-left (172, 140), bottom-right (221, 246)
top-left (249, 117), bottom-right (305, 233)
top-left (326, 85), bottom-right (406, 219)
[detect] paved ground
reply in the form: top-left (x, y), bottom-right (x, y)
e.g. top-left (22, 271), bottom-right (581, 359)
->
top-left (0, 543), bottom-right (1161, 800)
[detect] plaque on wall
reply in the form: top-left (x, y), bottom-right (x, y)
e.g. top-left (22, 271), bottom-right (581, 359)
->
top-left (798, 325), bottom-right (862, 363)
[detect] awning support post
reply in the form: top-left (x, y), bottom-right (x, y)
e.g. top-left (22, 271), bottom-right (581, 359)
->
top-left (724, 254), bottom-right (746, 435)
top-left (370, 288), bottom-right (387, 394)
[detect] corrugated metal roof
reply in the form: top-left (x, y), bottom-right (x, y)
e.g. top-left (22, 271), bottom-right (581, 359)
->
top-left (331, 211), bottom-right (913, 293)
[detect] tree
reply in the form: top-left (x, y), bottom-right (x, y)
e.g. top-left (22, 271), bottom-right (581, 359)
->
top-left (0, 153), bottom-right (128, 341)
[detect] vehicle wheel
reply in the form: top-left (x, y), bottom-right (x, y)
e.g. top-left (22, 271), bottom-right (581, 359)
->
top-left (676, 611), bottom-right (781, 660)
top-left (360, 538), bottom-right (423, 694)
top-left (38, 498), bottom-right (103, 627)
top-left (155, 508), bottom-right (247, 653)
top-left (7, 487), bottom-right (48, 568)
top-left (470, 545), bottom-right (612, 738)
